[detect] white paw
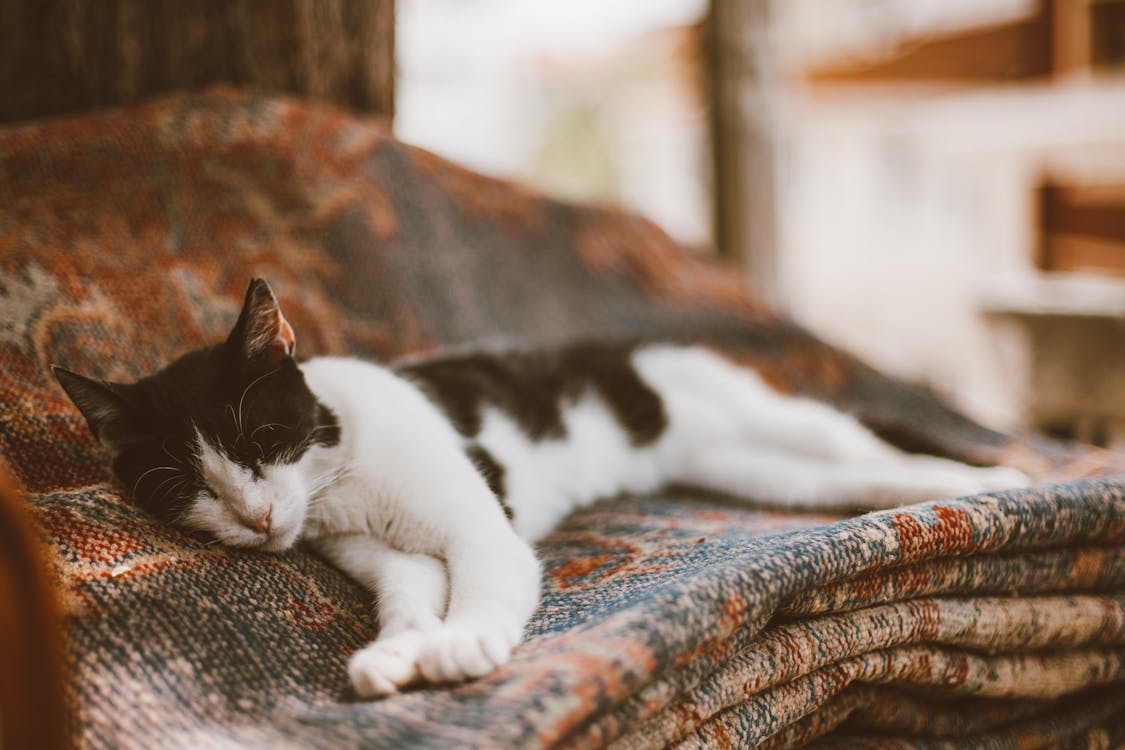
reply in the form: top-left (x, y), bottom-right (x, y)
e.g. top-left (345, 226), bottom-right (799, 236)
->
top-left (348, 631), bottom-right (429, 698)
top-left (416, 621), bottom-right (518, 684)
top-left (912, 467), bottom-right (1030, 504)
top-left (866, 475), bottom-right (989, 508)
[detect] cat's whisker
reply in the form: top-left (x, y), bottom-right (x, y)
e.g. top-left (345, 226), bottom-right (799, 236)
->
top-left (150, 472), bottom-right (186, 497)
top-left (161, 440), bottom-right (185, 466)
top-left (154, 472), bottom-right (189, 494)
top-left (149, 478), bottom-right (188, 508)
top-left (250, 422), bottom-right (290, 441)
top-left (308, 464), bottom-right (354, 496)
top-left (236, 367), bottom-right (280, 437)
top-left (308, 472), bottom-right (342, 493)
top-left (279, 425), bottom-right (333, 460)
top-left (186, 422), bottom-right (204, 472)
top-left (281, 432), bottom-right (320, 463)
top-left (304, 466), bottom-right (346, 497)
top-left (131, 465), bottom-right (183, 497)
top-left (224, 403), bottom-right (242, 439)
top-left (303, 470), bottom-right (328, 488)
top-left (154, 480), bottom-right (188, 507)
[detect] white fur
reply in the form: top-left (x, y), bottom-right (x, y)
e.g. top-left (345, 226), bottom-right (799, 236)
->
top-left (183, 431), bottom-right (308, 551)
top-left (480, 396), bottom-right (665, 542)
top-left (189, 345), bottom-right (1029, 697)
top-left (299, 357), bottom-right (541, 691)
top-left (632, 346), bottom-right (1028, 507)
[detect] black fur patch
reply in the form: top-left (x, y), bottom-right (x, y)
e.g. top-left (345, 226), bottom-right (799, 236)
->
top-left (54, 279), bottom-right (342, 527)
top-left (465, 443), bottom-right (512, 518)
top-left (399, 341), bottom-right (668, 446)
top-left (55, 344), bottom-right (339, 525)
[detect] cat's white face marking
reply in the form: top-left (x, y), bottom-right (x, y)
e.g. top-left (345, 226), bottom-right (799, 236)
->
top-left (182, 431), bottom-right (309, 551)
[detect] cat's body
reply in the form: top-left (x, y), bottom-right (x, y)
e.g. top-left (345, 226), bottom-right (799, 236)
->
top-left (55, 279), bottom-right (1029, 698)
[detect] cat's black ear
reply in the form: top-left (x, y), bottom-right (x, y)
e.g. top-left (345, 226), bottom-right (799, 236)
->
top-left (52, 367), bottom-right (145, 451)
top-left (227, 278), bottom-right (296, 365)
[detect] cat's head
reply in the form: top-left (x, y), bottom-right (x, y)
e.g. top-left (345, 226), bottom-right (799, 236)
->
top-left (54, 278), bottom-right (339, 552)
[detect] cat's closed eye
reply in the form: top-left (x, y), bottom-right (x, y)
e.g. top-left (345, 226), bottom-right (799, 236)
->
top-left (249, 422), bottom-right (290, 441)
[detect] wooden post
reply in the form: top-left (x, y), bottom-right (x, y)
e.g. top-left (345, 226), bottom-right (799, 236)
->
top-left (0, 0), bottom-right (395, 126)
top-left (1049, 0), bottom-right (1091, 76)
top-left (707, 0), bottom-right (778, 303)
top-left (0, 467), bottom-right (69, 750)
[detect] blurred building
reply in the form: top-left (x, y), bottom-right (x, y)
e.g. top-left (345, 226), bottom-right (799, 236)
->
top-left (396, 0), bottom-right (711, 250)
top-left (777, 0), bottom-right (1125, 445)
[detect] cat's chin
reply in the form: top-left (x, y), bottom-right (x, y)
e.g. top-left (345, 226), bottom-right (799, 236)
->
top-left (206, 524), bottom-right (301, 553)
top-left (259, 526), bottom-right (302, 553)
top-left (259, 538), bottom-right (294, 553)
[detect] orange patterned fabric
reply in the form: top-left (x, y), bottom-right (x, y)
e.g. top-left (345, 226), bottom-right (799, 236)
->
top-left (1, 90), bottom-right (1124, 748)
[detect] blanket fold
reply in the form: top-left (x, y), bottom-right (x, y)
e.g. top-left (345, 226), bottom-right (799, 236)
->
top-left (538, 484), bottom-right (1125, 749)
top-left (29, 479), bottom-right (1123, 749)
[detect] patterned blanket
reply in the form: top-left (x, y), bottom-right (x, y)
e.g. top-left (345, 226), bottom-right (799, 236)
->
top-left (2, 91), bottom-right (1123, 748)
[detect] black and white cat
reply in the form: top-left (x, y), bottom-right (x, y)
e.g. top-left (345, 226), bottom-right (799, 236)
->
top-left (54, 279), bottom-right (1029, 697)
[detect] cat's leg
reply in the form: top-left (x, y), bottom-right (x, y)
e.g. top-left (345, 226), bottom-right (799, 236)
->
top-left (888, 452), bottom-right (1030, 493)
top-left (722, 389), bottom-right (1031, 490)
top-left (314, 534), bottom-right (448, 697)
top-left (637, 346), bottom-right (906, 463)
top-left (358, 470), bottom-right (541, 686)
top-left (675, 445), bottom-right (1021, 510)
top-left (637, 346), bottom-right (1027, 486)
top-left (735, 400), bottom-right (1031, 492)
top-left (636, 346), bottom-right (1029, 494)
top-left (412, 515), bottom-right (541, 684)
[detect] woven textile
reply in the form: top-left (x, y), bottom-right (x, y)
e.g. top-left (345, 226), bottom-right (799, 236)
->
top-left (2, 91), bottom-right (1124, 748)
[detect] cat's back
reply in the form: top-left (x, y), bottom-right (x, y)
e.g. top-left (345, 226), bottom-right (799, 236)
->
top-left (299, 355), bottom-right (462, 447)
top-left (394, 342), bottom-right (678, 540)
top-left (300, 356), bottom-right (404, 402)
top-left (395, 341), bottom-right (670, 446)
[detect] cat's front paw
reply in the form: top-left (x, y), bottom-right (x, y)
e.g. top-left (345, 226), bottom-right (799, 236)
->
top-left (416, 620), bottom-right (519, 684)
top-left (348, 631), bottom-right (429, 698)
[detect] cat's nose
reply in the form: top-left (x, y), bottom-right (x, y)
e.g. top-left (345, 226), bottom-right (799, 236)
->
top-left (238, 508), bottom-right (272, 534)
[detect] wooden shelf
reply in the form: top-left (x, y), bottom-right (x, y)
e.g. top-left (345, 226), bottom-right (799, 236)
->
top-left (1038, 180), bottom-right (1125, 276)
top-left (805, 0), bottom-right (1125, 88)
top-left (981, 273), bottom-right (1125, 320)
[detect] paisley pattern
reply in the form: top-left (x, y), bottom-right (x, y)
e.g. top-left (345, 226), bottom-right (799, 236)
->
top-left (1, 90), bottom-right (1124, 748)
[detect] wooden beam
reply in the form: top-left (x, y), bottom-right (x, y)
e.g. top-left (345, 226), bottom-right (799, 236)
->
top-left (707, 0), bottom-right (778, 302)
top-left (0, 0), bottom-right (395, 125)
top-left (806, 0), bottom-right (1063, 85)
top-left (1091, 0), bottom-right (1125, 71)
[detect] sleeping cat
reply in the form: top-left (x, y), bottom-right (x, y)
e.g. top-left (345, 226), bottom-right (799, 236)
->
top-left (54, 278), bottom-right (1029, 698)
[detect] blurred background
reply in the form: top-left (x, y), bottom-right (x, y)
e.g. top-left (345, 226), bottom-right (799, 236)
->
top-left (396, 0), bottom-right (1125, 450)
top-left (3, 0), bottom-right (1124, 447)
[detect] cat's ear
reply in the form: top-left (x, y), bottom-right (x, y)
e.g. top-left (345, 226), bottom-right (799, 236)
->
top-left (227, 278), bottom-right (296, 365)
top-left (52, 367), bottom-right (145, 451)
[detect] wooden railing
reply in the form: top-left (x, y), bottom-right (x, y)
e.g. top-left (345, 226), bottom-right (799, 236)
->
top-left (1038, 180), bottom-right (1125, 276)
top-left (806, 0), bottom-right (1125, 85)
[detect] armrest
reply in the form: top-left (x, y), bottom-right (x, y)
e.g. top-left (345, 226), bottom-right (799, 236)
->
top-left (0, 464), bottom-right (70, 750)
